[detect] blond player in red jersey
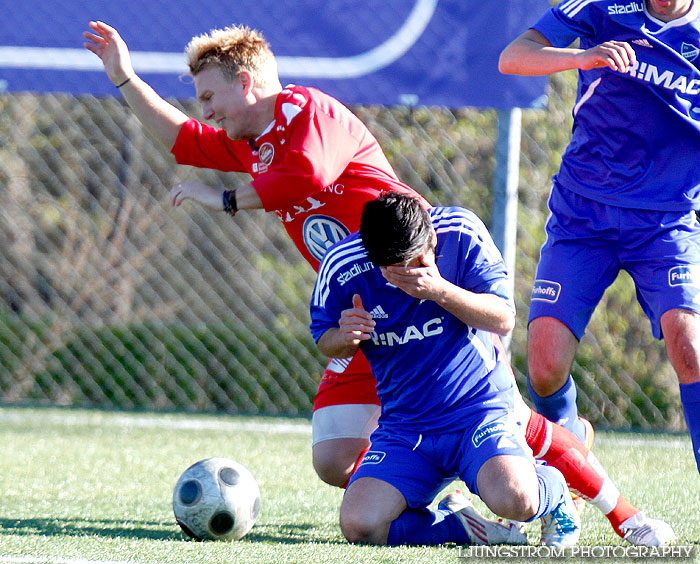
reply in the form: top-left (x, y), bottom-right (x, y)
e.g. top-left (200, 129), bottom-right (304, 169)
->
top-left (83, 20), bottom-right (672, 545)
top-left (83, 20), bottom-right (422, 491)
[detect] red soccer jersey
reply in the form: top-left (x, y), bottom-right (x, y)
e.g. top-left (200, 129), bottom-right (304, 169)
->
top-left (171, 84), bottom-right (429, 270)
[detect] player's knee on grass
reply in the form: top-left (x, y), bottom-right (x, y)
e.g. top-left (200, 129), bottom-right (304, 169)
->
top-left (339, 496), bottom-right (394, 544)
top-left (476, 455), bottom-right (539, 522)
top-left (312, 437), bottom-right (369, 487)
top-left (339, 506), bottom-right (391, 545)
top-left (339, 477), bottom-right (405, 545)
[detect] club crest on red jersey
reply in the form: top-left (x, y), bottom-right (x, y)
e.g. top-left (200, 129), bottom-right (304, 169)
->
top-left (258, 142), bottom-right (275, 167)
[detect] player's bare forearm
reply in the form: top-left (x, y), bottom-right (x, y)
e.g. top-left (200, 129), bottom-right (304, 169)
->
top-left (118, 77), bottom-right (189, 149)
top-left (171, 182), bottom-right (223, 210)
top-left (170, 183), bottom-right (264, 212)
top-left (317, 329), bottom-right (361, 359)
top-left (235, 184), bottom-right (264, 210)
top-left (380, 263), bottom-right (514, 335)
top-left (83, 20), bottom-right (187, 149)
top-left (499, 30), bottom-right (583, 75)
top-left (499, 29), bottom-right (636, 75)
top-left (432, 284), bottom-right (515, 336)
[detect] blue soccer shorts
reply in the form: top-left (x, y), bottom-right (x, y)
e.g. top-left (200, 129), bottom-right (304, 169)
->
top-left (348, 368), bottom-right (532, 508)
top-left (529, 185), bottom-right (700, 340)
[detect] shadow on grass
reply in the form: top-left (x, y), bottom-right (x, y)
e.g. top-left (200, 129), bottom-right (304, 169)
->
top-left (245, 522), bottom-right (344, 545)
top-left (0, 517), bottom-right (181, 541)
top-left (0, 518), bottom-right (344, 545)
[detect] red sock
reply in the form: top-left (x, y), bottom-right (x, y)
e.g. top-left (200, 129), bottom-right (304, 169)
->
top-left (526, 409), bottom-right (604, 497)
top-left (606, 496), bottom-right (639, 537)
top-left (525, 409), bottom-right (638, 537)
top-left (341, 446), bottom-right (370, 489)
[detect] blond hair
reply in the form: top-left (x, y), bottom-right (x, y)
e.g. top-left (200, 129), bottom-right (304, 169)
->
top-left (185, 25), bottom-right (278, 85)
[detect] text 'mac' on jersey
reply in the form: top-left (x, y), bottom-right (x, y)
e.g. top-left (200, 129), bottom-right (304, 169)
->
top-left (171, 84), bottom-right (428, 271)
top-left (534, 0), bottom-right (700, 211)
top-left (310, 207), bottom-right (515, 433)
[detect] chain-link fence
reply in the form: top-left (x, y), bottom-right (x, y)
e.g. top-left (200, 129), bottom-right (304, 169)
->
top-left (0, 68), bottom-right (684, 430)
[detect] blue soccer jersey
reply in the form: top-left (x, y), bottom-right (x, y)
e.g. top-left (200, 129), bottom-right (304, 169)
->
top-left (310, 207), bottom-right (514, 433)
top-left (534, 0), bottom-right (700, 211)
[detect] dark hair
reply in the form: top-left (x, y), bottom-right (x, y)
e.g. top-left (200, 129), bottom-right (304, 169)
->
top-left (360, 192), bottom-right (433, 266)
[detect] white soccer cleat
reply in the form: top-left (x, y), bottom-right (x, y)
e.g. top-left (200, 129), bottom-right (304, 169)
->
top-left (620, 512), bottom-right (676, 547)
top-left (438, 491), bottom-right (527, 546)
top-left (540, 492), bottom-right (581, 547)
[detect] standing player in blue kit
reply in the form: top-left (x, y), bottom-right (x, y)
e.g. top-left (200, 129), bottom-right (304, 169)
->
top-left (310, 192), bottom-right (581, 547)
top-left (499, 0), bottom-right (700, 474)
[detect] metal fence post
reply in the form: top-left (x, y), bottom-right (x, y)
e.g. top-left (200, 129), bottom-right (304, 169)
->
top-left (491, 107), bottom-right (522, 352)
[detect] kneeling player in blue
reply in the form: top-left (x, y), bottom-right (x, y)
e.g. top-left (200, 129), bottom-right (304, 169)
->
top-left (310, 192), bottom-right (581, 546)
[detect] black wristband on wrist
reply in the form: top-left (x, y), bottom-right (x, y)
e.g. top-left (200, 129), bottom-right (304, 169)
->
top-left (222, 190), bottom-right (238, 216)
top-left (116, 77), bottom-right (132, 89)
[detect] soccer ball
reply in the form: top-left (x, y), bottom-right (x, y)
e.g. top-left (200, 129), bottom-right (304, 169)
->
top-left (172, 457), bottom-right (261, 541)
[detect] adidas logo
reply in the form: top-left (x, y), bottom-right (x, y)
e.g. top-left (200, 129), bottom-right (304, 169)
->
top-left (631, 38), bottom-right (653, 48)
top-left (369, 305), bottom-right (389, 319)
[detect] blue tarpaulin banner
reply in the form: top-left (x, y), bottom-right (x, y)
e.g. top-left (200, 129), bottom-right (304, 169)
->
top-left (0, 0), bottom-right (549, 108)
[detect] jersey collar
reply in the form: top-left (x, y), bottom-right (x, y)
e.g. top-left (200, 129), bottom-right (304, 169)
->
top-left (644, 0), bottom-right (699, 32)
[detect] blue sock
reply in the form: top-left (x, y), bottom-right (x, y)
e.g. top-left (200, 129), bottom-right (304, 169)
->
top-left (528, 465), bottom-right (568, 521)
top-left (680, 381), bottom-right (700, 474)
top-left (528, 374), bottom-right (585, 442)
top-left (386, 508), bottom-right (470, 545)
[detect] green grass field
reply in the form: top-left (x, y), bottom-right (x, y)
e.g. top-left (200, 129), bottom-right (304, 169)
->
top-left (0, 406), bottom-right (698, 564)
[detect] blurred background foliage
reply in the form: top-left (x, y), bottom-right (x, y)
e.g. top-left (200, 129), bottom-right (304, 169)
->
top-left (0, 67), bottom-right (682, 430)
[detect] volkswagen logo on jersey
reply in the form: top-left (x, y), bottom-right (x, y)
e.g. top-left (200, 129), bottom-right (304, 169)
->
top-left (303, 215), bottom-right (351, 262)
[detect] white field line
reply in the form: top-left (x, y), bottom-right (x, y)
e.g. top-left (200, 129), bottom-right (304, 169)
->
top-left (0, 408), bottom-right (311, 435)
top-left (596, 436), bottom-right (689, 449)
top-left (0, 408), bottom-right (688, 448)
top-left (0, 557), bottom-right (173, 564)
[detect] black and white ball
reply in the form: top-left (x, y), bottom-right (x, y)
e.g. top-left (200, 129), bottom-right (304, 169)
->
top-left (172, 457), bottom-right (261, 541)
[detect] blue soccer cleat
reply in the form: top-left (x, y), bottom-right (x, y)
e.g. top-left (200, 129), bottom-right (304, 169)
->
top-left (540, 491), bottom-right (581, 547)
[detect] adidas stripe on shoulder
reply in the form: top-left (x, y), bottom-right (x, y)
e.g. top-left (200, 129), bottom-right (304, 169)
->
top-left (313, 237), bottom-right (367, 308)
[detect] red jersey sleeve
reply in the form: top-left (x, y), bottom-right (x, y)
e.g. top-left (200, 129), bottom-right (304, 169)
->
top-left (252, 92), bottom-right (363, 212)
top-left (171, 118), bottom-right (251, 172)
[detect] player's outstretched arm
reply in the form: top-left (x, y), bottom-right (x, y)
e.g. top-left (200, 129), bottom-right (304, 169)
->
top-left (171, 182), bottom-right (224, 211)
top-left (83, 20), bottom-right (188, 150)
top-left (317, 295), bottom-right (375, 358)
top-left (499, 29), bottom-right (636, 76)
top-left (170, 182), bottom-right (264, 211)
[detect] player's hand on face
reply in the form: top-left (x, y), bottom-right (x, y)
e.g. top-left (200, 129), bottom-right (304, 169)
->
top-left (83, 21), bottom-right (135, 86)
top-left (170, 182), bottom-right (223, 210)
top-left (338, 294), bottom-right (375, 346)
top-left (380, 254), bottom-right (446, 301)
top-left (578, 40), bottom-right (637, 73)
